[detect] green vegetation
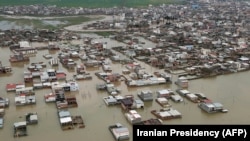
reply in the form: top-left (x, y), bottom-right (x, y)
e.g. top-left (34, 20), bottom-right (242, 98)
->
top-left (0, 0), bottom-right (185, 8)
top-left (93, 31), bottom-right (115, 37)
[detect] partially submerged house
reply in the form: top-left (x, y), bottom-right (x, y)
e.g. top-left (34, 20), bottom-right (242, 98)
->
top-left (175, 76), bottom-right (189, 88)
top-left (25, 112), bottom-right (38, 125)
top-left (106, 83), bottom-right (121, 96)
top-left (170, 94), bottom-right (183, 103)
top-left (176, 89), bottom-right (190, 97)
top-left (103, 96), bottom-right (119, 106)
top-left (137, 90), bottom-right (153, 101)
top-left (155, 97), bottom-right (171, 108)
top-left (151, 108), bottom-right (182, 120)
top-left (156, 89), bottom-right (174, 98)
top-left (0, 97), bottom-right (9, 108)
top-left (15, 87), bottom-right (36, 106)
top-left (120, 96), bottom-right (144, 111)
top-left (15, 95), bottom-right (36, 106)
top-left (0, 61), bottom-right (12, 74)
top-left (109, 123), bottom-right (130, 141)
top-left (124, 110), bottom-right (142, 124)
top-left (14, 121), bottom-right (28, 137)
top-left (198, 102), bottom-right (228, 113)
top-left (9, 53), bottom-right (30, 62)
top-left (186, 93), bottom-right (199, 103)
top-left (58, 110), bottom-right (73, 130)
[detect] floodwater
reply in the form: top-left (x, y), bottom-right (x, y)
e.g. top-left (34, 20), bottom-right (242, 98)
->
top-left (42, 20), bottom-right (68, 27)
top-left (0, 21), bottom-right (33, 30)
top-left (0, 34), bottom-right (250, 141)
top-left (0, 20), bottom-right (64, 30)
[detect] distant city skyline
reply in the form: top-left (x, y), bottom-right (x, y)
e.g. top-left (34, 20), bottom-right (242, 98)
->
top-left (0, 0), bottom-right (185, 8)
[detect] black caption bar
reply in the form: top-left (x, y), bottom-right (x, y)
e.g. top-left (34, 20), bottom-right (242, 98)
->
top-left (133, 125), bottom-right (250, 140)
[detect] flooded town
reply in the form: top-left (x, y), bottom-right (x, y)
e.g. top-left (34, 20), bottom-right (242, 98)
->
top-left (0, 0), bottom-right (250, 140)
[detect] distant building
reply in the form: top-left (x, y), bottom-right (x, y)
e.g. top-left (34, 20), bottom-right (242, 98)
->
top-left (19, 41), bottom-right (31, 48)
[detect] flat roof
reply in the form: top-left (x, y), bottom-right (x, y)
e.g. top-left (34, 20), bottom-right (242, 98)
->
top-left (0, 118), bottom-right (3, 124)
top-left (14, 121), bottom-right (27, 127)
top-left (60, 117), bottom-right (72, 124)
top-left (19, 41), bottom-right (31, 48)
top-left (30, 114), bottom-right (38, 121)
top-left (157, 89), bottom-right (170, 94)
top-left (180, 89), bottom-right (190, 94)
top-left (58, 110), bottom-right (71, 118)
top-left (112, 127), bottom-right (129, 138)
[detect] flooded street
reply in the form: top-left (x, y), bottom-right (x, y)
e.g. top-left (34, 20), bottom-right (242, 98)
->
top-left (1, 34), bottom-right (250, 141)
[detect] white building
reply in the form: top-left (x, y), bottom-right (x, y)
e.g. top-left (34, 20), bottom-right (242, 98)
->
top-left (19, 41), bottom-right (31, 48)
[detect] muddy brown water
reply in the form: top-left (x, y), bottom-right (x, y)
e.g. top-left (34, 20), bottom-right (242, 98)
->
top-left (0, 35), bottom-right (250, 141)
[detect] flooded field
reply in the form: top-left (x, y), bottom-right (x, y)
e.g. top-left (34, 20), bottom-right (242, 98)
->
top-left (0, 15), bottom-right (94, 30)
top-left (1, 34), bottom-right (250, 141)
top-left (0, 21), bottom-right (33, 30)
top-left (42, 20), bottom-right (68, 27)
